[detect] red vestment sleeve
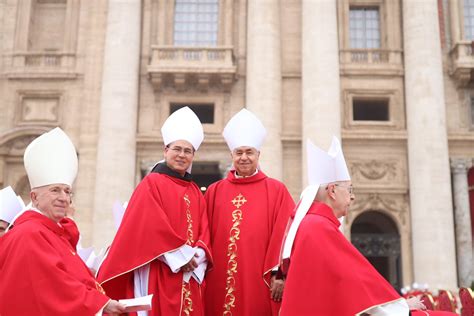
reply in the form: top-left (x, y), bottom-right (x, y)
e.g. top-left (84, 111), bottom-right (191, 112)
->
top-left (97, 174), bottom-right (188, 289)
top-left (262, 179), bottom-right (295, 281)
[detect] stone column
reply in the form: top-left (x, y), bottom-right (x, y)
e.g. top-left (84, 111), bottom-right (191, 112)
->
top-left (402, 0), bottom-right (457, 289)
top-left (451, 158), bottom-right (473, 287)
top-left (301, 0), bottom-right (342, 186)
top-left (92, 0), bottom-right (141, 247)
top-left (449, 0), bottom-right (461, 43)
top-left (246, 0), bottom-right (282, 180)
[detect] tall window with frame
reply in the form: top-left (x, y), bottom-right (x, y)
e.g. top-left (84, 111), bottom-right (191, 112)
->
top-left (464, 0), bottom-right (474, 40)
top-left (349, 7), bottom-right (381, 49)
top-left (173, 0), bottom-right (219, 46)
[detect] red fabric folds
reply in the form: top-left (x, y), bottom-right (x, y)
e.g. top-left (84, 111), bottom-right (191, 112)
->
top-left (97, 172), bottom-right (212, 316)
top-left (0, 211), bottom-right (109, 316)
top-left (204, 170), bottom-right (295, 316)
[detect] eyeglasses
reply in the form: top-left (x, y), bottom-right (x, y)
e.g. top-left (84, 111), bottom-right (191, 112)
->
top-left (334, 184), bottom-right (354, 195)
top-left (168, 146), bottom-right (194, 156)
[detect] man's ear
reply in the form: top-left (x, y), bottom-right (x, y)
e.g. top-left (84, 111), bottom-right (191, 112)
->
top-left (327, 184), bottom-right (336, 200)
top-left (30, 191), bottom-right (37, 205)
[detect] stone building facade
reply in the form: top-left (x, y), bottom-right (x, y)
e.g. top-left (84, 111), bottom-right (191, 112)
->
top-left (0, 0), bottom-right (473, 291)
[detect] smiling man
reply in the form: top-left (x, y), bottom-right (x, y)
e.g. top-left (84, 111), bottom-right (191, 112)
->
top-left (204, 109), bottom-right (295, 316)
top-left (0, 127), bottom-right (124, 316)
top-left (98, 107), bottom-right (212, 316)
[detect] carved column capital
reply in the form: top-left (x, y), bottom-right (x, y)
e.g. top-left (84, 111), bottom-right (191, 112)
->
top-left (450, 158), bottom-right (472, 174)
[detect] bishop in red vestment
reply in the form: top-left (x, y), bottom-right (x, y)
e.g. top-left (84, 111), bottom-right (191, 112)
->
top-left (204, 109), bottom-right (295, 316)
top-left (0, 210), bottom-right (110, 316)
top-left (97, 162), bottom-right (212, 315)
top-left (0, 127), bottom-right (124, 315)
top-left (281, 200), bottom-right (458, 316)
top-left (205, 169), bottom-right (294, 315)
top-left (281, 138), bottom-right (456, 316)
top-left (98, 107), bottom-right (212, 316)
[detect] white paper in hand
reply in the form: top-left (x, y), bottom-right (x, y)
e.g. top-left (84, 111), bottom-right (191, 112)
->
top-left (119, 294), bottom-right (153, 312)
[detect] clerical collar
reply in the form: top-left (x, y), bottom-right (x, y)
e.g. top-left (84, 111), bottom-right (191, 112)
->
top-left (151, 162), bottom-right (193, 182)
top-left (234, 169), bottom-right (259, 179)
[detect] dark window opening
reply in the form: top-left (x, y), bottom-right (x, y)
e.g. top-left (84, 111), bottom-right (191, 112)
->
top-left (191, 162), bottom-right (222, 193)
top-left (170, 103), bottom-right (215, 124)
top-left (353, 99), bottom-right (389, 121)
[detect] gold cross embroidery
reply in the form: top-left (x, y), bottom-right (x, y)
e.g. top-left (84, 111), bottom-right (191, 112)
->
top-left (231, 193), bottom-right (247, 209)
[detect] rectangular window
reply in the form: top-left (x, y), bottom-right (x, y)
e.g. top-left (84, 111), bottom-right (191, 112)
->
top-left (173, 0), bottom-right (219, 46)
top-left (353, 99), bottom-right (389, 121)
top-left (170, 103), bottom-right (215, 124)
top-left (464, 0), bottom-right (474, 40)
top-left (28, 0), bottom-right (67, 51)
top-left (349, 7), bottom-right (380, 49)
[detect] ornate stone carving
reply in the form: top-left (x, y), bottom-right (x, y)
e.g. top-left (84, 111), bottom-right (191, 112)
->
top-left (450, 157), bottom-right (472, 174)
top-left (348, 193), bottom-right (408, 225)
top-left (5, 135), bottom-right (37, 156)
top-left (20, 97), bottom-right (59, 123)
top-left (350, 160), bottom-right (397, 181)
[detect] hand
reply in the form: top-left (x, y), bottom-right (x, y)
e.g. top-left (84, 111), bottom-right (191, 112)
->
top-left (103, 300), bottom-right (126, 315)
top-left (181, 254), bottom-right (199, 272)
top-left (270, 275), bottom-right (285, 302)
top-left (406, 296), bottom-right (426, 310)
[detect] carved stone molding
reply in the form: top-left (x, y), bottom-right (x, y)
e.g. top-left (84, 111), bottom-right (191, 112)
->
top-left (4, 135), bottom-right (37, 156)
top-left (348, 193), bottom-right (409, 225)
top-left (351, 160), bottom-right (397, 180)
top-left (349, 159), bottom-right (405, 186)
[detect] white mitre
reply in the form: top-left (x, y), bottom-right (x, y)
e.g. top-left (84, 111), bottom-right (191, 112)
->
top-left (161, 106), bottom-right (204, 150)
top-left (281, 136), bottom-right (350, 260)
top-left (222, 108), bottom-right (267, 151)
top-left (24, 127), bottom-right (78, 189)
top-left (0, 186), bottom-right (24, 224)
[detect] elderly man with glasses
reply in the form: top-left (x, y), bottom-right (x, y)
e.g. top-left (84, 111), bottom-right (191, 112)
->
top-left (0, 128), bottom-right (125, 316)
top-left (279, 137), bottom-right (456, 316)
top-left (98, 107), bottom-right (212, 316)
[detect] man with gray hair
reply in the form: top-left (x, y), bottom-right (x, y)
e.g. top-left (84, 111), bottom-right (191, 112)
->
top-left (0, 127), bottom-right (124, 315)
top-left (280, 137), bottom-right (454, 316)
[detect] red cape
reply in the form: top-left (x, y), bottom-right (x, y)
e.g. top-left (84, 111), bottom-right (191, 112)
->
top-left (97, 172), bottom-right (212, 316)
top-left (280, 202), bottom-right (458, 316)
top-left (204, 170), bottom-right (295, 315)
top-left (0, 211), bottom-right (109, 315)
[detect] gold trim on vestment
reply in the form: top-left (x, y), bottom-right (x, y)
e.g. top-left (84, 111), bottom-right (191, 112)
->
top-left (355, 297), bottom-right (407, 315)
top-left (222, 193), bottom-right (247, 316)
top-left (181, 194), bottom-right (194, 315)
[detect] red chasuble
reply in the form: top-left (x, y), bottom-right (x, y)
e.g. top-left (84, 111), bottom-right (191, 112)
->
top-left (280, 202), bottom-right (458, 316)
top-left (97, 171), bottom-right (212, 316)
top-left (0, 211), bottom-right (109, 316)
top-left (204, 170), bottom-right (295, 316)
